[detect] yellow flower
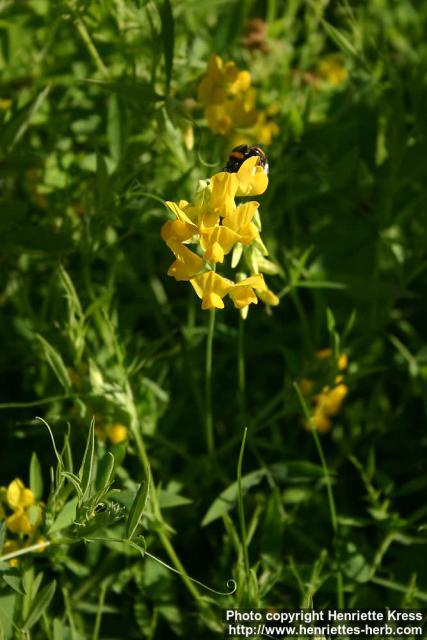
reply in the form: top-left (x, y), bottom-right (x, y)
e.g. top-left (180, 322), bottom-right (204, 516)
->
top-left (7, 479), bottom-right (35, 511)
top-left (204, 104), bottom-right (233, 135)
top-left (318, 384), bottom-right (348, 416)
top-left (252, 111), bottom-right (280, 146)
top-left (228, 274), bottom-right (266, 309)
top-left (6, 510), bottom-right (33, 535)
top-left (223, 201), bottom-right (259, 245)
top-left (106, 424), bottom-right (128, 444)
top-left (338, 353), bottom-right (348, 371)
top-left (201, 225), bottom-right (240, 264)
top-left (167, 239), bottom-right (204, 281)
top-left (257, 287), bottom-right (280, 307)
top-left (310, 410), bottom-right (332, 434)
top-left (317, 56), bottom-right (348, 87)
top-left (209, 171), bottom-right (238, 218)
top-left (236, 156), bottom-right (269, 196)
top-left (198, 55), bottom-right (251, 107)
top-left (227, 91), bottom-right (258, 129)
top-left (190, 271), bottom-right (232, 310)
top-left (162, 200), bottom-right (199, 245)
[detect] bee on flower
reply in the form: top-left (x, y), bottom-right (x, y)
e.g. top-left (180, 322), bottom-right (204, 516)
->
top-left (161, 150), bottom-right (279, 316)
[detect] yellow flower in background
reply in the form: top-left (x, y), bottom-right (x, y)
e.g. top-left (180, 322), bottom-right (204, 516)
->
top-left (197, 54), bottom-right (279, 145)
top-left (198, 55), bottom-right (251, 106)
top-left (303, 351), bottom-right (349, 433)
top-left (161, 156), bottom-right (279, 313)
top-left (106, 424), bottom-right (128, 444)
top-left (317, 56), bottom-right (348, 87)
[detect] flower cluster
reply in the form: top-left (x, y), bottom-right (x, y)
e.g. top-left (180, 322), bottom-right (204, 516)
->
top-left (0, 479), bottom-right (43, 564)
top-left (197, 54), bottom-right (279, 145)
top-left (161, 156), bottom-right (279, 314)
top-left (302, 350), bottom-right (349, 433)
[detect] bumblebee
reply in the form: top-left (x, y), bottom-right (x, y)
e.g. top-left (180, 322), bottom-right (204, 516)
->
top-left (224, 145), bottom-right (269, 174)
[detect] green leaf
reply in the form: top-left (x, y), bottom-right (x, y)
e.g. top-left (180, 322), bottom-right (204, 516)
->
top-left (95, 451), bottom-right (115, 493)
top-left (22, 579), bottom-right (56, 631)
top-left (202, 469), bottom-right (265, 526)
top-left (36, 334), bottom-right (71, 393)
top-left (79, 418), bottom-right (96, 500)
top-left (0, 523), bottom-right (5, 552)
top-left (2, 575), bottom-right (25, 595)
top-left (96, 148), bottom-right (110, 211)
top-left (61, 472), bottom-right (83, 499)
top-left (48, 498), bottom-right (78, 534)
top-left (160, 0), bottom-right (174, 93)
top-left (126, 469), bottom-right (150, 540)
top-left (30, 452), bottom-right (43, 501)
top-left (53, 618), bottom-right (64, 640)
top-left (321, 20), bottom-right (358, 58)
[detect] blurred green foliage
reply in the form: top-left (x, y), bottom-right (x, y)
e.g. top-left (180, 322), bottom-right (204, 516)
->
top-left (1, 0), bottom-right (427, 638)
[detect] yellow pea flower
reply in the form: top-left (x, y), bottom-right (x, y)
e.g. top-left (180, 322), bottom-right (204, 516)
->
top-left (204, 104), bottom-right (234, 135)
top-left (198, 55), bottom-right (252, 107)
top-left (257, 287), bottom-right (280, 307)
top-left (7, 479), bottom-right (35, 511)
top-left (190, 271), bottom-right (233, 310)
top-left (162, 201), bottom-right (199, 245)
top-left (236, 156), bottom-right (269, 196)
top-left (228, 274), bottom-right (266, 309)
top-left (201, 225), bottom-right (240, 264)
top-left (223, 201), bottom-right (259, 245)
top-left (167, 240), bottom-right (204, 281)
top-left (6, 509), bottom-right (34, 535)
top-left (209, 171), bottom-right (238, 218)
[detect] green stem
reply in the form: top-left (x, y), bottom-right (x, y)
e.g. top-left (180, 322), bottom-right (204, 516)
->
top-left (127, 388), bottom-right (201, 602)
top-left (293, 382), bottom-right (343, 608)
top-left (238, 314), bottom-right (246, 421)
top-left (237, 428), bottom-right (250, 595)
top-left (69, 3), bottom-right (109, 80)
top-left (205, 309), bottom-right (216, 454)
top-left (92, 580), bottom-right (109, 640)
top-left (0, 540), bottom-right (51, 563)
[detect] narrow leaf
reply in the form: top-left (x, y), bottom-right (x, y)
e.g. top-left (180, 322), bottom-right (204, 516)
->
top-left (79, 418), bottom-right (96, 499)
top-left (95, 451), bottom-right (115, 493)
top-left (322, 20), bottom-right (358, 58)
top-left (36, 334), bottom-right (71, 392)
top-left (30, 452), bottom-right (43, 500)
top-left (22, 580), bottom-right (56, 631)
top-left (2, 575), bottom-right (25, 595)
top-left (126, 469), bottom-right (150, 540)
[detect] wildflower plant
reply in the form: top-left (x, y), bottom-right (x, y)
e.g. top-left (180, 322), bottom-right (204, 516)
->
top-left (161, 154), bottom-right (279, 314)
